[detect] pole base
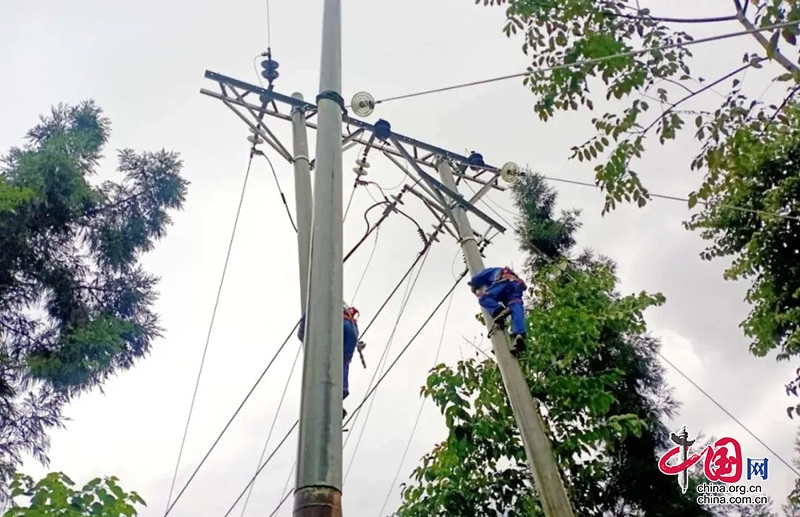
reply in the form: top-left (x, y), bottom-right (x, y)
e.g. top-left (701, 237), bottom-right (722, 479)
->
top-left (293, 486), bottom-right (342, 517)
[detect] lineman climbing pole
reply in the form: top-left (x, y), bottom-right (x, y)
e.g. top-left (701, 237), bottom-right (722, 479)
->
top-left (199, 3), bottom-right (574, 512)
top-left (436, 161), bottom-right (575, 516)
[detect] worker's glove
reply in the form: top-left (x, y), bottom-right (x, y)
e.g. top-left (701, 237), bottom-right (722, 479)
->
top-left (357, 341), bottom-right (367, 368)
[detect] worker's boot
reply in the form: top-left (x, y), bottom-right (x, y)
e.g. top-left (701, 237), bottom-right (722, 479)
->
top-left (510, 334), bottom-right (526, 357)
top-left (491, 307), bottom-right (509, 328)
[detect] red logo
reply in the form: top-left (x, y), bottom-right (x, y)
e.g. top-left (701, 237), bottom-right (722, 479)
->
top-left (658, 435), bottom-right (743, 483)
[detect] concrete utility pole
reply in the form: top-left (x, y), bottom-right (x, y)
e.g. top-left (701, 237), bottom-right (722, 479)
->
top-left (291, 92), bottom-right (313, 311)
top-left (436, 160), bottom-right (576, 517)
top-left (293, 0), bottom-right (344, 514)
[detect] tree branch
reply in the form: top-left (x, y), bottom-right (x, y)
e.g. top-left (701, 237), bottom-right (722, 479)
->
top-left (733, 0), bottom-right (800, 75)
top-left (760, 83), bottom-right (800, 136)
top-left (641, 60), bottom-right (761, 136)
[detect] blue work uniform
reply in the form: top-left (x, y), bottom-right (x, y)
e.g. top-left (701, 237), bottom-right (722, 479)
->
top-left (297, 311), bottom-right (359, 400)
top-left (469, 267), bottom-right (527, 336)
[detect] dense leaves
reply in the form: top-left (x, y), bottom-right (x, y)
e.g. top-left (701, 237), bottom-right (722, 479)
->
top-left (395, 174), bottom-right (710, 516)
top-left (479, 0), bottom-right (800, 212)
top-left (685, 102), bottom-right (800, 399)
top-left (3, 472), bottom-right (145, 516)
top-left (0, 102), bottom-right (188, 496)
top-left (478, 0), bottom-right (800, 405)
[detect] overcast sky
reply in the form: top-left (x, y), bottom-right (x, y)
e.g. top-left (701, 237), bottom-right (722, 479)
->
top-left (3, 0), bottom-right (800, 515)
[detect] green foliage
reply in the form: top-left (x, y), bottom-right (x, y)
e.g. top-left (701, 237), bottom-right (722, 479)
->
top-left (4, 472), bottom-right (145, 517)
top-left (478, 0), bottom-right (800, 407)
top-left (395, 175), bottom-right (710, 516)
top-left (0, 102), bottom-right (188, 496)
top-left (479, 0), bottom-right (800, 213)
top-left (685, 102), bottom-right (800, 382)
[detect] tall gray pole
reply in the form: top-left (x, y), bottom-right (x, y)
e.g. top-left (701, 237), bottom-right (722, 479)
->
top-left (436, 160), bottom-right (575, 517)
top-left (293, 0), bottom-right (344, 515)
top-left (291, 93), bottom-right (313, 311)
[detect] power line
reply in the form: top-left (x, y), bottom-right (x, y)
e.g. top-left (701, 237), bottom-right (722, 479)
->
top-left (534, 173), bottom-right (800, 222)
top-left (256, 151), bottom-right (298, 232)
top-left (164, 319), bottom-right (301, 517)
top-left (350, 229), bottom-right (380, 306)
top-left (239, 341), bottom-right (302, 517)
top-left (343, 182), bottom-right (358, 223)
top-left (658, 352), bottom-right (800, 478)
top-left (265, 0), bottom-right (272, 50)
top-left (342, 247), bottom-right (428, 452)
top-left (378, 287), bottom-right (456, 516)
top-left (263, 271), bottom-right (469, 517)
top-left (495, 199), bottom-right (800, 479)
top-left (373, 20), bottom-right (800, 105)
top-left (222, 420), bottom-right (299, 517)
top-left (164, 150), bottom-right (255, 516)
top-left (343, 245), bottom-right (433, 482)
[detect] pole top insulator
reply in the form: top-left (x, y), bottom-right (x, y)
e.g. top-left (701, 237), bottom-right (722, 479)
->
top-left (260, 49), bottom-right (280, 86)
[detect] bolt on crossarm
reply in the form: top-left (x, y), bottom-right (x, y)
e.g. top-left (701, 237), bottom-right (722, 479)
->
top-left (435, 159), bottom-right (575, 517)
top-left (293, 0), bottom-right (345, 515)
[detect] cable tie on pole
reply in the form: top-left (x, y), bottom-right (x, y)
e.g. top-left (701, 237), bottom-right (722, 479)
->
top-left (459, 235), bottom-right (477, 245)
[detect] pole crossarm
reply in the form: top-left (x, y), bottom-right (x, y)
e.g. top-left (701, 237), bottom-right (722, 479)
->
top-left (201, 70), bottom-right (508, 233)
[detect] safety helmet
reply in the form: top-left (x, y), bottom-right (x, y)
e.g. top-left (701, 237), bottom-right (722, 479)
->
top-left (344, 305), bottom-right (360, 320)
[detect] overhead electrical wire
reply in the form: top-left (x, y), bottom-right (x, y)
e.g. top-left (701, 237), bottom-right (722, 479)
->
top-left (535, 173), bottom-right (800, 223)
top-left (343, 246), bottom-right (433, 481)
top-left (350, 229), bottom-right (380, 305)
top-left (262, 270), bottom-right (469, 517)
top-left (378, 287), bottom-right (456, 516)
top-left (164, 150), bottom-right (255, 517)
top-left (164, 320), bottom-right (301, 517)
top-left (218, 212), bottom-right (438, 517)
top-left (238, 341), bottom-right (303, 517)
top-left (373, 20), bottom-right (800, 105)
top-left (256, 151), bottom-right (298, 232)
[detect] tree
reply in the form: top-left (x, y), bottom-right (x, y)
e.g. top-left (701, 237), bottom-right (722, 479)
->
top-left (0, 102), bottom-right (188, 496)
top-left (476, 0), bottom-right (800, 400)
top-left (395, 173), bottom-right (713, 516)
top-left (3, 472), bottom-right (145, 516)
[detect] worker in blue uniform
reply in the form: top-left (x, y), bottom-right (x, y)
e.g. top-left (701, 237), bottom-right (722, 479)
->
top-left (297, 304), bottom-right (361, 419)
top-left (468, 266), bottom-right (528, 356)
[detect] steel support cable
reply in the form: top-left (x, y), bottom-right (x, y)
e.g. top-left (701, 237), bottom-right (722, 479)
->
top-left (164, 151), bottom-right (255, 516)
top-left (378, 288), bottom-right (456, 516)
top-left (164, 320), bottom-right (301, 517)
top-left (343, 246), bottom-right (433, 480)
top-left (263, 271), bottom-right (468, 517)
top-left (239, 340), bottom-right (303, 517)
top-left (373, 20), bottom-right (800, 105)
